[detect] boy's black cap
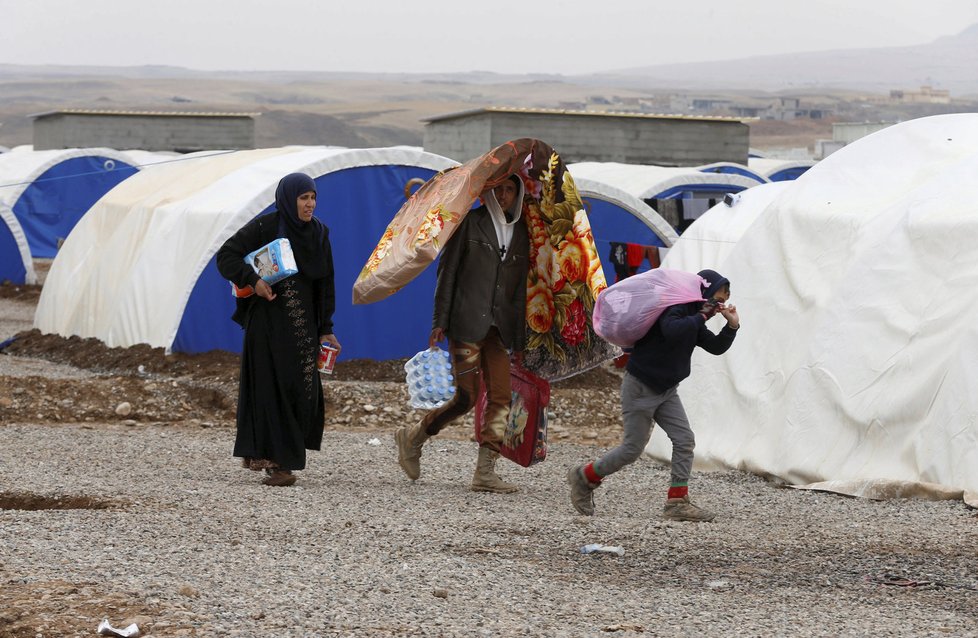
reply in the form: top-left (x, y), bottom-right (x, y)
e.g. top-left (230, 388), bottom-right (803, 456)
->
top-left (697, 269), bottom-right (730, 299)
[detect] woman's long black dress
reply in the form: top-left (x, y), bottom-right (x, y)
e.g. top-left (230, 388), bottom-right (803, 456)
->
top-left (216, 212), bottom-right (335, 471)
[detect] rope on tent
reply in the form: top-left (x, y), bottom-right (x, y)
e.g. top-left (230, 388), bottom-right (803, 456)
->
top-left (0, 149), bottom-right (239, 190)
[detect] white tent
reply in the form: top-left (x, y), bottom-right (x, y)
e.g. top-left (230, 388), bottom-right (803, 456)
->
top-left (122, 149), bottom-right (184, 168)
top-left (573, 177), bottom-right (678, 247)
top-left (572, 176), bottom-right (680, 284)
top-left (660, 181), bottom-right (790, 273)
top-left (747, 157), bottom-right (815, 182)
top-left (568, 162), bottom-right (760, 200)
top-left (35, 146), bottom-right (457, 358)
top-left (696, 162), bottom-right (768, 185)
top-left (646, 114), bottom-right (978, 506)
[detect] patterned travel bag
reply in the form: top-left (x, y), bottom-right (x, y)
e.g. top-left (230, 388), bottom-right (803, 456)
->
top-left (474, 363), bottom-right (550, 467)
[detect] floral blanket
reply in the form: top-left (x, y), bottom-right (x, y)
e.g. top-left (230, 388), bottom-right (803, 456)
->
top-left (354, 138), bottom-right (618, 380)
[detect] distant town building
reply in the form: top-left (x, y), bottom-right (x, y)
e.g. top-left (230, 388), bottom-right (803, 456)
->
top-left (832, 121), bottom-right (895, 144)
top-left (889, 86), bottom-right (951, 104)
top-left (31, 109), bottom-right (257, 152)
top-left (672, 94), bottom-right (830, 120)
top-left (422, 107), bottom-right (750, 166)
top-left (814, 140), bottom-right (846, 160)
top-left (815, 121), bottom-right (897, 159)
top-left (670, 95), bottom-right (735, 114)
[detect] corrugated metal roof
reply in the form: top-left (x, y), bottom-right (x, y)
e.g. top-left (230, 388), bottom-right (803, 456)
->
top-left (422, 106), bottom-right (749, 124)
top-left (29, 109), bottom-right (260, 119)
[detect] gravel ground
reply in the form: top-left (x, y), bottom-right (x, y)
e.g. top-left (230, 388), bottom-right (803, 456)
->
top-left (3, 426), bottom-right (978, 637)
top-left (2, 284), bottom-right (978, 637)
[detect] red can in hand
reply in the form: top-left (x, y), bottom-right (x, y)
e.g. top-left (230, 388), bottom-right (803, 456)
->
top-left (318, 343), bottom-right (338, 375)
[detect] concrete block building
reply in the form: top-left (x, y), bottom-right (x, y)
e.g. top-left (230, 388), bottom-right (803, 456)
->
top-left (423, 107), bottom-right (749, 167)
top-left (31, 109), bottom-right (257, 152)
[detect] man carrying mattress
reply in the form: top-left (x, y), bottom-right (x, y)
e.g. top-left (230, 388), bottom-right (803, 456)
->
top-left (395, 174), bottom-right (529, 493)
top-left (567, 269), bottom-right (740, 521)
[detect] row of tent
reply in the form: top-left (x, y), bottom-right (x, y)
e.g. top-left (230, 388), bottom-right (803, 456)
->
top-left (0, 145), bottom-right (813, 288)
top-left (1, 145), bottom-right (812, 360)
top-left (7, 114), bottom-right (978, 505)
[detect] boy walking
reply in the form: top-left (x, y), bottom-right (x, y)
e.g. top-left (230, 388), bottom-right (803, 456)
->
top-left (567, 269), bottom-right (740, 521)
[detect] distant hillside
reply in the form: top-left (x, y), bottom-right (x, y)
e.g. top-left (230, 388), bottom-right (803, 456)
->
top-left (3, 30), bottom-right (977, 153)
top-left (586, 24), bottom-right (978, 96)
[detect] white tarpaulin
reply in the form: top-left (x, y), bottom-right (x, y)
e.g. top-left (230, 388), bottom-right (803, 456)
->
top-left (567, 162), bottom-right (760, 199)
top-left (35, 147), bottom-right (300, 347)
top-left (646, 114), bottom-right (978, 506)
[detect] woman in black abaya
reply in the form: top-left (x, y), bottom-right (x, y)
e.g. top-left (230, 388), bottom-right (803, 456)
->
top-left (217, 173), bottom-right (341, 486)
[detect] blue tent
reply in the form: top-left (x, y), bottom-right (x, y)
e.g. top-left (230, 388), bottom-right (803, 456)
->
top-left (0, 206), bottom-right (33, 284)
top-left (35, 147), bottom-right (684, 361)
top-left (175, 161), bottom-right (450, 358)
top-left (697, 162), bottom-right (768, 185)
top-left (574, 177), bottom-right (678, 284)
top-left (35, 146), bottom-right (458, 361)
top-left (748, 158), bottom-right (816, 182)
top-left (568, 161), bottom-right (760, 202)
top-left (0, 149), bottom-right (139, 267)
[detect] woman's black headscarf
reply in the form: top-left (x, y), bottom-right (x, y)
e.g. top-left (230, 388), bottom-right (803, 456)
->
top-left (275, 173), bottom-right (328, 280)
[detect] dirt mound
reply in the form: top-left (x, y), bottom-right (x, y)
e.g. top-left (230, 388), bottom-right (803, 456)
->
top-left (4, 329), bottom-right (619, 388)
top-left (0, 580), bottom-right (168, 637)
top-left (3, 329), bottom-right (419, 382)
top-left (1, 328), bottom-right (624, 445)
top-left (0, 492), bottom-right (123, 510)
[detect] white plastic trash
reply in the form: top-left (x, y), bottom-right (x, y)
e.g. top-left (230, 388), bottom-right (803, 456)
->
top-left (580, 544), bottom-right (625, 556)
top-left (97, 619), bottom-right (141, 638)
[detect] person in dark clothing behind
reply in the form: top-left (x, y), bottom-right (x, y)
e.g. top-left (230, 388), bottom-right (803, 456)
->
top-left (216, 173), bottom-right (341, 487)
top-left (567, 269), bottom-right (739, 521)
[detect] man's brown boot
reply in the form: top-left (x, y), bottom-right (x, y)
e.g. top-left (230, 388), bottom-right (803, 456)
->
top-left (470, 446), bottom-right (518, 493)
top-left (395, 422), bottom-right (428, 480)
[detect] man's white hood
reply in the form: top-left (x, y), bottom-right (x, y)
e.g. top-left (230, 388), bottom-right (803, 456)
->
top-left (484, 176), bottom-right (524, 260)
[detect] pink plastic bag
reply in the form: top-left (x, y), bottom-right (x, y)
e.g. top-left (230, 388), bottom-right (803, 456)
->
top-left (592, 269), bottom-right (705, 347)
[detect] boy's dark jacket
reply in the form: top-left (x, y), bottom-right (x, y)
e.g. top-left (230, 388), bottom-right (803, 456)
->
top-left (626, 271), bottom-right (736, 393)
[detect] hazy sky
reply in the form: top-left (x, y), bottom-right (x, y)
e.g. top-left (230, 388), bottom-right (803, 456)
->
top-left (4, 0), bottom-right (978, 75)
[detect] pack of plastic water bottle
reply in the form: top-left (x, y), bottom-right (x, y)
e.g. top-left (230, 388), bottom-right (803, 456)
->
top-left (404, 347), bottom-right (456, 409)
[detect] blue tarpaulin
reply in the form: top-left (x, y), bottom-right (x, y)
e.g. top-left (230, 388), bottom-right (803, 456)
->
top-left (13, 156), bottom-right (138, 258)
top-left (172, 164), bottom-right (442, 358)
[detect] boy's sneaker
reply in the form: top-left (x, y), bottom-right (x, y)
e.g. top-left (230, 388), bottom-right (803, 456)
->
top-left (566, 465), bottom-right (600, 516)
top-left (663, 496), bottom-right (715, 522)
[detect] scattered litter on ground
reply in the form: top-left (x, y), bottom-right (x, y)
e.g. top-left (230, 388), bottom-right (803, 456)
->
top-left (602, 623), bottom-right (644, 633)
top-left (865, 573), bottom-right (941, 589)
top-left (581, 543), bottom-right (625, 556)
top-left (97, 618), bottom-right (141, 637)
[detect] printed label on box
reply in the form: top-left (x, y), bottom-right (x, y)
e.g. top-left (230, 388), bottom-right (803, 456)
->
top-left (245, 238), bottom-right (298, 286)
